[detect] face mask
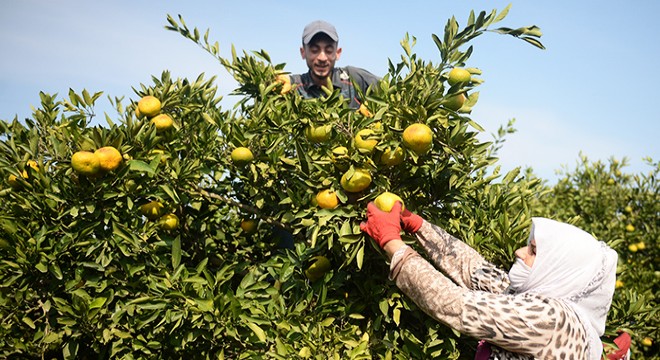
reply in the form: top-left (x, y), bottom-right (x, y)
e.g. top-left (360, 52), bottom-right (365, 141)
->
top-left (508, 258), bottom-right (532, 291)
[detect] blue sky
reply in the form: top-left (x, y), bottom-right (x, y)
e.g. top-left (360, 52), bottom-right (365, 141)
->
top-left (1, 1), bottom-right (658, 183)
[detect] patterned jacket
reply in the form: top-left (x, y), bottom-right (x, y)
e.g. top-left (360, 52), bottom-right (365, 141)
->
top-left (389, 221), bottom-right (593, 359)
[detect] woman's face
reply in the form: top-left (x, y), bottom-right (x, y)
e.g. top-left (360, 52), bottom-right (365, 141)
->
top-left (515, 238), bottom-right (537, 268)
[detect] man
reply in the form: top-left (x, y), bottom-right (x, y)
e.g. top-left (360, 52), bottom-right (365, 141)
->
top-left (289, 20), bottom-right (380, 109)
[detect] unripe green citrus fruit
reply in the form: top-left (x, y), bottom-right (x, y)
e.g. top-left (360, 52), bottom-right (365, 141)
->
top-left (355, 129), bottom-right (378, 153)
top-left (231, 147), bottom-right (254, 165)
top-left (447, 67), bottom-right (471, 85)
top-left (305, 256), bottom-right (331, 282)
top-left (340, 169), bottom-right (372, 193)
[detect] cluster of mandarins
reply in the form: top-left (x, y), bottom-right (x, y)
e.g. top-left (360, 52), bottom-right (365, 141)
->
top-left (66, 95), bottom-right (178, 231)
top-left (231, 68), bottom-right (474, 215)
top-left (135, 95), bottom-right (174, 133)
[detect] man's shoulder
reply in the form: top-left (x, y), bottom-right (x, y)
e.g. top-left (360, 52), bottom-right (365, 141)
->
top-left (339, 66), bottom-right (380, 86)
top-left (288, 72), bottom-right (308, 84)
top-left (341, 66), bottom-right (377, 77)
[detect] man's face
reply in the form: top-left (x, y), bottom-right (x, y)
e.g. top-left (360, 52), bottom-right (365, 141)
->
top-left (300, 36), bottom-right (342, 83)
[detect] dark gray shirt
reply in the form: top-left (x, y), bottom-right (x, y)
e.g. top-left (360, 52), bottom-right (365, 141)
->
top-left (289, 66), bottom-right (380, 109)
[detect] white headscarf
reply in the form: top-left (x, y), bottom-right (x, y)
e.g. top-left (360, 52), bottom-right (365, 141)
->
top-left (509, 217), bottom-right (618, 359)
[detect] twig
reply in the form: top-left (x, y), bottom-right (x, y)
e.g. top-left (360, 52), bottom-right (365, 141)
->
top-left (194, 187), bottom-right (293, 232)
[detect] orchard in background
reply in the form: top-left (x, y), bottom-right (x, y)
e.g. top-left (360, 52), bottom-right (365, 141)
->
top-left (1, 5), bottom-right (657, 359)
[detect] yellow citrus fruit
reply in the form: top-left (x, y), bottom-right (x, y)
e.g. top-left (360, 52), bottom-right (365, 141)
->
top-left (380, 146), bottom-right (404, 166)
top-left (94, 146), bottom-right (122, 172)
top-left (625, 224), bottom-right (635, 232)
top-left (447, 67), bottom-right (471, 86)
top-left (624, 206), bottom-right (633, 213)
top-left (316, 189), bottom-right (339, 209)
top-left (340, 168), bottom-right (372, 193)
top-left (628, 243), bottom-right (638, 252)
top-left (443, 93), bottom-right (466, 111)
top-left (368, 122), bottom-right (382, 130)
top-left (27, 160), bottom-right (39, 172)
top-left (231, 147), bottom-right (254, 164)
top-left (150, 114), bottom-right (174, 132)
top-left (354, 129), bottom-right (378, 153)
top-left (159, 213), bottom-right (179, 231)
top-left (8, 174), bottom-right (23, 189)
top-left (240, 219), bottom-right (259, 235)
top-left (298, 347), bottom-right (312, 358)
top-left (305, 124), bottom-right (332, 143)
top-left (642, 337), bottom-right (653, 347)
top-left (149, 149), bottom-right (169, 164)
top-left (332, 146), bottom-right (349, 159)
top-left (140, 200), bottom-right (165, 220)
top-left (636, 241), bottom-right (646, 250)
top-left (276, 74), bottom-right (292, 94)
top-left (403, 123), bottom-right (433, 155)
top-left (304, 255), bottom-right (331, 282)
top-left (71, 151), bottom-right (102, 177)
top-left (331, 146), bottom-right (349, 170)
top-left (358, 103), bottom-right (373, 117)
top-left (374, 192), bottom-right (405, 212)
top-left (137, 95), bottom-right (161, 117)
top-left (615, 279), bottom-right (624, 289)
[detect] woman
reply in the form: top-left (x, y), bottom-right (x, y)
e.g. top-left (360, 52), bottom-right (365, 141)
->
top-left (360, 202), bottom-right (619, 359)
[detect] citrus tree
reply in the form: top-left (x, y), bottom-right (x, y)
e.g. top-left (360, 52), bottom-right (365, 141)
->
top-left (4, 5), bottom-right (653, 359)
top-left (531, 156), bottom-right (659, 358)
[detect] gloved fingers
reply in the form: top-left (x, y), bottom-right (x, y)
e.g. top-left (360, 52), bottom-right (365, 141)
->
top-left (390, 200), bottom-right (403, 215)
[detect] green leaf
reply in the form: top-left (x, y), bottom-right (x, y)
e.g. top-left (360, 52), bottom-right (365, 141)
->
top-left (320, 317), bottom-right (335, 327)
top-left (202, 112), bottom-right (217, 126)
top-left (160, 184), bottom-right (180, 203)
top-left (356, 244), bottom-right (365, 270)
top-left (172, 236), bottom-right (181, 269)
top-left (310, 225), bottom-right (319, 248)
top-left (493, 4), bottom-right (511, 23)
top-left (63, 340), bottom-right (79, 360)
top-left (183, 276), bottom-right (208, 285)
top-left (89, 297), bottom-right (107, 309)
top-left (246, 322), bottom-right (267, 342)
top-left (127, 159), bottom-right (155, 174)
top-left (393, 307), bottom-right (401, 326)
top-left (195, 298), bottom-right (214, 312)
top-left (521, 36), bottom-right (546, 50)
top-left (43, 332), bottom-right (60, 344)
top-left (22, 316), bottom-right (36, 329)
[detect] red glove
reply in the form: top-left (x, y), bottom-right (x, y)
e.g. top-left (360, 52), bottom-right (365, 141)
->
top-left (401, 208), bottom-right (423, 233)
top-left (360, 201), bottom-right (403, 248)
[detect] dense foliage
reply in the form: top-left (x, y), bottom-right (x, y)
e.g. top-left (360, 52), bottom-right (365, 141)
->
top-left (1, 6), bottom-right (657, 359)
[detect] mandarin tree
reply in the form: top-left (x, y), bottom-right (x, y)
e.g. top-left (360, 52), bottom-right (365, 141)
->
top-left (531, 156), bottom-right (659, 359)
top-left (12, 6), bottom-right (653, 360)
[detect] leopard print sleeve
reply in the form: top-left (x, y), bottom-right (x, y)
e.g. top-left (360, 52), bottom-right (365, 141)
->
top-left (414, 221), bottom-right (510, 293)
top-left (390, 248), bottom-right (591, 359)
